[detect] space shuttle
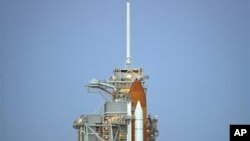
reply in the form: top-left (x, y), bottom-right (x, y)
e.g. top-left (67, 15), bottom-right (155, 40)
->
top-left (73, 1), bottom-right (159, 141)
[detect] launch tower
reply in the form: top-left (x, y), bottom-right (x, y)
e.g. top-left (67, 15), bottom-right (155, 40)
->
top-left (73, 1), bottom-right (159, 141)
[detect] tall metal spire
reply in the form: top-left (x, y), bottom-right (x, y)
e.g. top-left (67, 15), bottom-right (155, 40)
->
top-left (126, 1), bottom-right (132, 68)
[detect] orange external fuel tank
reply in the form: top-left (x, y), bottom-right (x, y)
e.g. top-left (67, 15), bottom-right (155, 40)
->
top-left (129, 79), bottom-right (147, 141)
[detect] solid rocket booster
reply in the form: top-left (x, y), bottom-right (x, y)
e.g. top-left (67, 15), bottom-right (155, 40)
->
top-left (135, 101), bottom-right (143, 141)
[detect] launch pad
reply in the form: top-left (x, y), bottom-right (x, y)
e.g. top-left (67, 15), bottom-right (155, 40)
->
top-left (73, 1), bottom-right (159, 141)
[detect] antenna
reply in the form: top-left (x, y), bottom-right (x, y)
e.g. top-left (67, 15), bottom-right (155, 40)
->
top-left (126, 1), bottom-right (132, 68)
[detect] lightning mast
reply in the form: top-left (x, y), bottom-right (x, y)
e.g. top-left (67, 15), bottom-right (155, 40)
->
top-left (126, 1), bottom-right (132, 68)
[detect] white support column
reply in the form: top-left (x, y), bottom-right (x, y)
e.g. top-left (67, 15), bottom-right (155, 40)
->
top-left (127, 102), bottom-right (132, 141)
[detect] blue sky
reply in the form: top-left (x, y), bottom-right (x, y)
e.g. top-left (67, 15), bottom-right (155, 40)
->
top-left (1, 0), bottom-right (249, 141)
